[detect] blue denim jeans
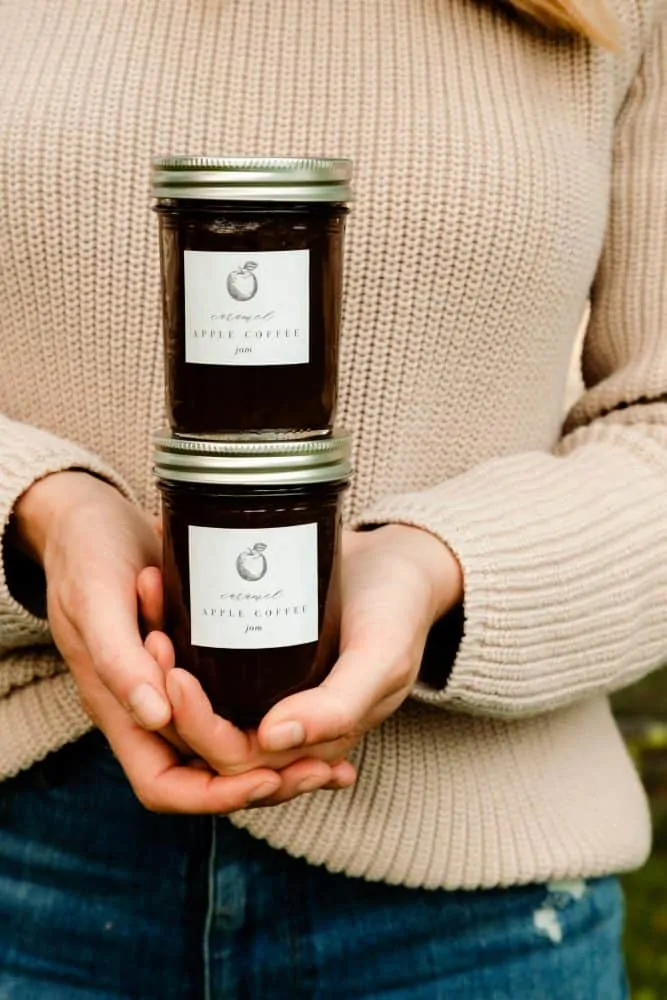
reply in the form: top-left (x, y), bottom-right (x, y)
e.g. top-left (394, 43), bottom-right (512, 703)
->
top-left (0, 731), bottom-right (629, 999)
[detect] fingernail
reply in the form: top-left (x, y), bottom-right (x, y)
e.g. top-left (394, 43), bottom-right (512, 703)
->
top-left (264, 721), bottom-right (305, 752)
top-left (128, 683), bottom-right (170, 729)
top-left (295, 774), bottom-right (325, 794)
top-left (334, 772), bottom-right (356, 789)
top-left (247, 781), bottom-right (280, 803)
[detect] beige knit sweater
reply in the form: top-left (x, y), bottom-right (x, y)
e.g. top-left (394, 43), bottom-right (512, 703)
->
top-left (0, 0), bottom-right (666, 890)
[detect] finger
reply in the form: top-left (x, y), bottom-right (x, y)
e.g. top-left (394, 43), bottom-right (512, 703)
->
top-left (167, 668), bottom-right (256, 771)
top-left (97, 683), bottom-right (282, 814)
top-left (248, 733), bottom-right (355, 772)
top-left (246, 757), bottom-right (336, 807)
top-left (158, 721), bottom-right (196, 758)
top-left (168, 669), bottom-right (352, 773)
top-left (81, 582), bottom-right (172, 731)
top-left (143, 633), bottom-right (188, 753)
top-left (257, 645), bottom-right (386, 752)
top-left (326, 759), bottom-right (357, 789)
top-left (133, 754), bottom-right (282, 814)
top-left (137, 566), bottom-right (164, 632)
top-left (144, 630), bottom-right (176, 678)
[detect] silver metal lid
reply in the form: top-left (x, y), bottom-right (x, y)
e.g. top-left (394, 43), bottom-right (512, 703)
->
top-left (152, 156), bottom-right (353, 203)
top-left (154, 431), bottom-right (352, 486)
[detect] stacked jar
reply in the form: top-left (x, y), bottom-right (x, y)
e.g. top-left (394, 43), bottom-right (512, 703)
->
top-left (151, 157), bottom-right (353, 728)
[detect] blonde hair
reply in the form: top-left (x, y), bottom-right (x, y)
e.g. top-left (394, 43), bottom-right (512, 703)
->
top-left (507, 0), bottom-right (619, 47)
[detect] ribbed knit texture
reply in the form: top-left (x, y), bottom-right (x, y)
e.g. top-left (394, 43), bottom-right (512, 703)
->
top-left (0, 0), bottom-right (664, 888)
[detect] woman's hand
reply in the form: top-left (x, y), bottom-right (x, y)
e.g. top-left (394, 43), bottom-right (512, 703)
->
top-left (12, 471), bottom-right (348, 812)
top-left (255, 525), bottom-right (463, 761)
top-left (14, 471), bottom-right (171, 729)
top-left (157, 524), bottom-right (462, 804)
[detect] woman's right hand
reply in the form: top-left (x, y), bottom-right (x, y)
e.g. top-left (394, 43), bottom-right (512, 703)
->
top-left (11, 470), bottom-right (342, 812)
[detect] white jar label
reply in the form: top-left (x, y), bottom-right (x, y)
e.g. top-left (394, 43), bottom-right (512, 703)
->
top-left (188, 522), bottom-right (319, 650)
top-left (184, 249), bottom-right (310, 366)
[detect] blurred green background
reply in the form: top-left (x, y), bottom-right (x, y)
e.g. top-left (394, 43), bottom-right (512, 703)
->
top-left (613, 672), bottom-right (667, 998)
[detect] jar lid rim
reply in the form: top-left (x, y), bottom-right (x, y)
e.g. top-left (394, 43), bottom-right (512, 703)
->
top-left (153, 430), bottom-right (353, 486)
top-left (152, 155), bottom-right (352, 175)
top-left (154, 430), bottom-right (351, 455)
top-left (152, 155), bottom-right (354, 202)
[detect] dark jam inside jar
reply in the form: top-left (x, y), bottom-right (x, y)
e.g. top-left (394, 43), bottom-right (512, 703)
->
top-left (155, 199), bottom-right (348, 438)
top-left (159, 478), bottom-right (346, 729)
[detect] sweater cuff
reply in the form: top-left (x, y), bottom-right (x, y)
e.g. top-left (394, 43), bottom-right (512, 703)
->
top-left (0, 418), bottom-right (134, 649)
top-left (353, 431), bottom-right (667, 718)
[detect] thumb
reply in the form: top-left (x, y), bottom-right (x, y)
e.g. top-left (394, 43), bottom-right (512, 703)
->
top-left (82, 586), bottom-right (172, 731)
top-left (257, 647), bottom-right (378, 752)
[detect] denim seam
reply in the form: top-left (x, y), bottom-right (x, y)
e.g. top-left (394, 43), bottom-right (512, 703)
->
top-left (203, 817), bottom-right (217, 1000)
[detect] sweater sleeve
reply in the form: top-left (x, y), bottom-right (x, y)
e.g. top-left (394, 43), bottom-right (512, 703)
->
top-left (354, 14), bottom-right (667, 719)
top-left (0, 414), bottom-right (134, 651)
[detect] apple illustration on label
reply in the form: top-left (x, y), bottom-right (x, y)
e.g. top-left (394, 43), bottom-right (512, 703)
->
top-left (236, 542), bottom-right (268, 582)
top-left (227, 261), bottom-right (258, 301)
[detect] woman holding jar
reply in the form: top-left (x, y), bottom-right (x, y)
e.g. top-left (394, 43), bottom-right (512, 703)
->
top-left (0, 0), bottom-right (664, 996)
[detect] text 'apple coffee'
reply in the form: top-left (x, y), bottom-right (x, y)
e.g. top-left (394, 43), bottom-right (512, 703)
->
top-left (154, 432), bottom-right (351, 729)
top-left (152, 156), bottom-right (353, 439)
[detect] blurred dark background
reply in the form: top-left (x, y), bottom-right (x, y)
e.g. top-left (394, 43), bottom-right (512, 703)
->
top-left (614, 674), bottom-right (667, 998)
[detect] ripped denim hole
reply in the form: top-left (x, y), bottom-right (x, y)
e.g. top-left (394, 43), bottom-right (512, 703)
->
top-left (532, 878), bottom-right (588, 945)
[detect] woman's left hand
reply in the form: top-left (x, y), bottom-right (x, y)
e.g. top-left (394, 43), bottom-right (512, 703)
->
top-left (255, 524), bottom-right (462, 759)
top-left (147, 524), bottom-right (463, 805)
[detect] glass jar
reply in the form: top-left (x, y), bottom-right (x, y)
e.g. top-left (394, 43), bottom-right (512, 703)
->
top-left (154, 432), bottom-right (351, 729)
top-left (152, 156), bottom-right (352, 438)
